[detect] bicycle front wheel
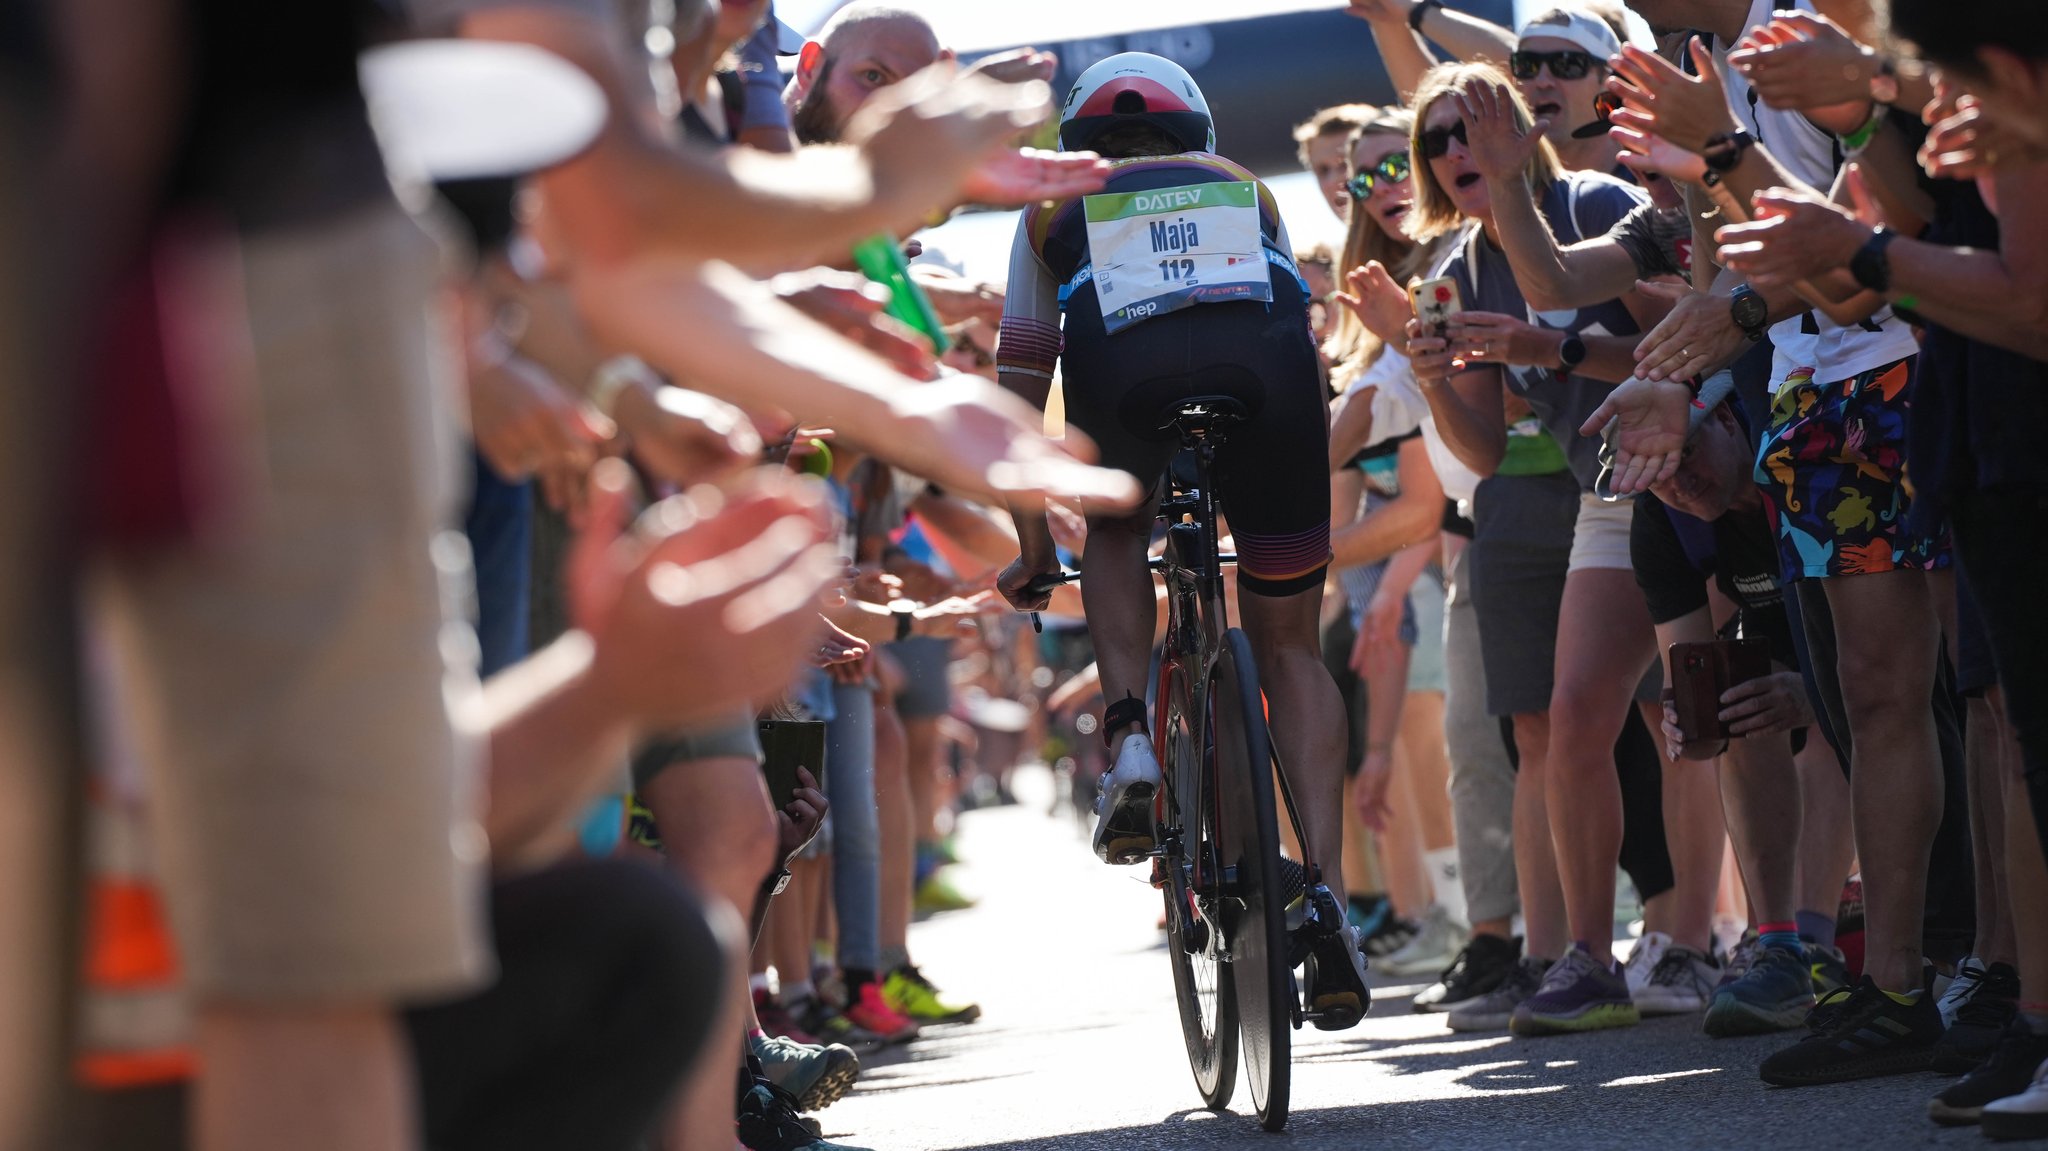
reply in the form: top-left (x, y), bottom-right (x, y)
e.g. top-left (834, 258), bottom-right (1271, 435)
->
top-left (1213, 628), bottom-right (1291, 1132)
top-left (1160, 655), bottom-right (1237, 1110)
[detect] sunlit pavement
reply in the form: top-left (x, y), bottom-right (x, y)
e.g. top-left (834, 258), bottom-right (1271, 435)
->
top-left (818, 766), bottom-right (2014, 1151)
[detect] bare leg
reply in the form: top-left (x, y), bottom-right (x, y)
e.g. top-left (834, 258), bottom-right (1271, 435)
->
top-left (1514, 712), bottom-right (1568, 963)
top-left (1967, 697), bottom-right (2017, 966)
top-left (1079, 507), bottom-right (1161, 754)
top-left (1997, 687), bottom-right (2048, 1019)
top-left (903, 716), bottom-right (943, 848)
top-left (1239, 582), bottom-right (1352, 905)
top-left (195, 1005), bottom-right (414, 1151)
top-left (1380, 750), bottom-right (1434, 914)
top-left (1717, 732), bottom-right (1802, 928)
top-left (874, 692), bottom-right (913, 960)
top-left (1650, 699), bottom-right (1724, 953)
top-left (1399, 691), bottom-right (1457, 852)
top-left (1794, 736), bottom-right (1856, 916)
top-left (1545, 569), bottom-right (1656, 950)
top-left (1821, 570), bottom-right (1942, 993)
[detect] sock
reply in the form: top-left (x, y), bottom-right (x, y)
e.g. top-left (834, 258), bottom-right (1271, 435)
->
top-left (1757, 920), bottom-right (1801, 955)
top-left (1881, 985), bottom-right (1924, 1007)
top-left (879, 945), bottom-right (911, 972)
top-left (2019, 1001), bottom-right (2048, 1035)
top-left (1794, 909), bottom-right (1836, 950)
top-left (748, 972), bottom-right (773, 997)
top-left (1423, 846), bottom-right (1469, 927)
top-left (843, 967), bottom-right (878, 994)
top-left (781, 979), bottom-right (815, 1005)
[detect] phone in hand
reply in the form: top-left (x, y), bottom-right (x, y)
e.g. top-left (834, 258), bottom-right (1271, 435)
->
top-left (1408, 275), bottom-right (1464, 337)
top-left (758, 719), bottom-right (827, 805)
top-left (1666, 639), bottom-right (1772, 744)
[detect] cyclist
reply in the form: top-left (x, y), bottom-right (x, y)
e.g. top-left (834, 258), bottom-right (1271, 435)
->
top-left (993, 52), bottom-right (1371, 1028)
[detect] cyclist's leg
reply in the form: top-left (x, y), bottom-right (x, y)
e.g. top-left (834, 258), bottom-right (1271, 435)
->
top-left (1238, 587), bottom-right (1348, 899)
top-left (1079, 493), bottom-right (1166, 753)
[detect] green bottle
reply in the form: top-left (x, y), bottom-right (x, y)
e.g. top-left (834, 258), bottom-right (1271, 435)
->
top-left (851, 233), bottom-right (950, 355)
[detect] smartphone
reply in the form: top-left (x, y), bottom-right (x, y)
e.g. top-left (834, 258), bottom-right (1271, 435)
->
top-left (1667, 638), bottom-right (1771, 744)
top-left (1408, 275), bottom-right (1464, 336)
top-left (757, 719), bottom-right (827, 806)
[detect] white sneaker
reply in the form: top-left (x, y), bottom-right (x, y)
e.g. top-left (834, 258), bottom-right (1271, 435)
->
top-left (1982, 1053), bottom-right (2048, 1141)
top-left (1378, 904), bottom-right (1468, 978)
top-left (1622, 930), bottom-right (1672, 997)
top-left (1937, 955), bottom-right (1986, 1030)
top-left (1632, 945), bottom-right (1719, 1015)
top-left (1092, 734), bottom-right (1161, 865)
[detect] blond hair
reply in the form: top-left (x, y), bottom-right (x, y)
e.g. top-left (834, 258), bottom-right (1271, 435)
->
top-left (1403, 61), bottom-right (1562, 242)
top-left (1292, 103), bottom-right (1382, 171)
top-left (1325, 106), bottom-right (1456, 389)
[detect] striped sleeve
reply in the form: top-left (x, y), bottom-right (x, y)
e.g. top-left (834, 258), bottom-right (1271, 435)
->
top-left (996, 210), bottom-right (1062, 379)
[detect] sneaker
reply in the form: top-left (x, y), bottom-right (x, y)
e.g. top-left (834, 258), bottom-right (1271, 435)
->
top-left (1512, 947), bottom-right (1640, 1036)
top-left (912, 870), bottom-right (977, 915)
top-left (1806, 941), bottom-right (1850, 996)
top-left (1093, 734), bottom-right (1161, 864)
top-left (1938, 956), bottom-right (1987, 1028)
top-left (1704, 944), bottom-right (1816, 1036)
top-left (789, 995), bottom-right (883, 1051)
top-left (1364, 915), bottom-right (1420, 960)
top-left (1302, 880), bottom-right (1368, 1024)
top-left (1756, 975), bottom-right (1943, 1087)
top-left (843, 982), bottom-right (919, 1045)
top-left (1934, 962), bottom-right (2021, 1075)
top-left (882, 965), bottom-right (981, 1025)
top-left (1981, 1045), bottom-right (2048, 1141)
top-left (1378, 905), bottom-right (1468, 978)
top-left (737, 1078), bottom-right (872, 1151)
top-left (1414, 933), bottom-right (1521, 1013)
top-left (1633, 945), bottom-right (1719, 1016)
top-left (1931, 1024), bottom-right (2048, 1126)
top-left (1448, 955), bottom-right (1547, 1032)
top-left (755, 989), bottom-right (821, 1046)
top-left (749, 1032), bottom-right (860, 1113)
top-left (1715, 929), bottom-right (1760, 993)
top-left (1621, 931), bottom-right (1672, 998)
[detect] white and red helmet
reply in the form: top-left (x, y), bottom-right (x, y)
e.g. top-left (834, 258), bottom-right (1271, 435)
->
top-left (1057, 52), bottom-right (1215, 155)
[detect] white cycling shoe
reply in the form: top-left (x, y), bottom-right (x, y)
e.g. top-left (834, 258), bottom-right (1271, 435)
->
top-left (1093, 733), bottom-right (1162, 865)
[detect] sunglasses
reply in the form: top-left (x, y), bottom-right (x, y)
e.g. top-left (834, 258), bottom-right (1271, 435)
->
top-left (1417, 120), bottom-right (1468, 160)
top-left (1509, 49), bottom-right (1599, 81)
top-left (1346, 152), bottom-right (1412, 199)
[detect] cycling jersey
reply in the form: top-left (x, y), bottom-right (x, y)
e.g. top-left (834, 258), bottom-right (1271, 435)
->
top-left (995, 151), bottom-right (1331, 597)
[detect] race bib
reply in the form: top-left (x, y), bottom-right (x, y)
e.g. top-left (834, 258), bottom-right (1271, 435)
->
top-left (1082, 180), bottom-right (1271, 333)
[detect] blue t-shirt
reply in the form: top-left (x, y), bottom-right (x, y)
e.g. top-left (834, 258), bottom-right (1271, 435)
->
top-left (1436, 170), bottom-right (1648, 490)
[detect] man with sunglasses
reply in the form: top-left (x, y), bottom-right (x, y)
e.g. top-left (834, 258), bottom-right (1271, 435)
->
top-left (1512, 8), bottom-right (1633, 177)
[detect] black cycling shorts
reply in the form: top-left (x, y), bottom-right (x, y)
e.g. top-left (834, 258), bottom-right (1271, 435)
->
top-left (1060, 268), bottom-right (1331, 597)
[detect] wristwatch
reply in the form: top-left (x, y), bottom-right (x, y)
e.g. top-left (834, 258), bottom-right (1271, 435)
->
top-left (1409, 0), bottom-right (1443, 33)
top-left (1729, 284), bottom-right (1769, 342)
top-left (1850, 226), bottom-right (1900, 293)
top-left (891, 598), bottom-right (916, 641)
top-left (1557, 333), bottom-right (1587, 370)
top-left (1699, 130), bottom-right (1756, 187)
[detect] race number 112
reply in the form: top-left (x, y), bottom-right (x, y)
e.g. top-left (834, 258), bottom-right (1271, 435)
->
top-left (1159, 258), bottom-right (1196, 281)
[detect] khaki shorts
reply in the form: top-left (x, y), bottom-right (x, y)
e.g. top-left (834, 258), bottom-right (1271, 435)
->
top-left (100, 202), bottom-right (491, 1003)
top-left (1567, 492), bottom-right (1638, 573)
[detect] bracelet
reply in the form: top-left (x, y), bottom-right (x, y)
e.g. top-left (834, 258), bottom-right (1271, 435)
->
top-left (589, 355), bottom-right (661, 419)
top-left (1409, 0), bottom-right (1442, 33)
top-left (1840, 107), bottom-right (1885, 155)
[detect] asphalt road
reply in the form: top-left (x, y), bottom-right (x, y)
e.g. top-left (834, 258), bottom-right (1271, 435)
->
top-left (817, 767), bottom-right (2040, 1151)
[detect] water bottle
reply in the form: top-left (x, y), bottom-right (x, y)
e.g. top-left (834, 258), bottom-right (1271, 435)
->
top-left (850, 233), bottom-right (950, 355)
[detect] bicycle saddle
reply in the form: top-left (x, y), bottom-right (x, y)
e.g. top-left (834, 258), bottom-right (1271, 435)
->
top-left (1157, 394), bottom-right (1251, 433)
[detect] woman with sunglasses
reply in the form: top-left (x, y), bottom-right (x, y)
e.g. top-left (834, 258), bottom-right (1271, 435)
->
top-left (1399, 61), bottom-right (1696, 1038)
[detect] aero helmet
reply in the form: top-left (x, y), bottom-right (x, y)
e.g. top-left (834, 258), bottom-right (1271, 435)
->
top-left (1057, 51), bottom-right (1215, 155)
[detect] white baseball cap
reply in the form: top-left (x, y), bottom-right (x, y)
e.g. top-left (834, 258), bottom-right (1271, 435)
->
top-left (358, 40), bottom-right (606, 182)
top-left (1516, 7), bottom-right (1623, 60)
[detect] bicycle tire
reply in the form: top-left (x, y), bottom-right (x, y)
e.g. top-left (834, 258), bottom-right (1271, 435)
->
top-left (1212, 628), bottom-right (1291, 1132)
top-left (1159, 655), bottom-right (1237, 1110)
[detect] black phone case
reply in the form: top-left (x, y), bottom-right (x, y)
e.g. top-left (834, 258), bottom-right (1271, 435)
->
top-left (758, 720), bottom-right (827, 805)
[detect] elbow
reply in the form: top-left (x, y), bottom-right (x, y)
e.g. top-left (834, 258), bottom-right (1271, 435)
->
top-left (1519, 276), bottom-right (1572, 314)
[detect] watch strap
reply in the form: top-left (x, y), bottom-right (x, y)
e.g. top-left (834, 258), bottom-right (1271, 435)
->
top-left (1409, 0), bottom-right (1442, 33)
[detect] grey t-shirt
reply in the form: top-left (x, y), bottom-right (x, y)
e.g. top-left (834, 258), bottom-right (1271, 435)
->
top-left (1609, 202), bottom-right (1693, 282)
top-left (1436, 169), bottom-right (1648, 490)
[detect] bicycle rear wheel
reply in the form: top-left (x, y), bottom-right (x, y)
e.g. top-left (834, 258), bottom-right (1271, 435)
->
top-left (1160, 656), bottom-right (1237, 1110)
top-left (1213, 628), bottom-right (1291, 1131)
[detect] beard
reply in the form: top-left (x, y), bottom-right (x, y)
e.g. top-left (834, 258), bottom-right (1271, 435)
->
top-left (790, 58), bottom-right (845, 144)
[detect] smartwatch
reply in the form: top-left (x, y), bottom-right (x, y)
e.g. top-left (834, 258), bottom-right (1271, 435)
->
top-left (1729, 284), bottom-right (1769, 342)
top-left (1850, 226), bottom-right (1900, 293)
top-left (1699, 130), bottom-right (1756, 187)
top-left (891, 598), bottom-right (917, 641)
top-left (1557, 333), bottom-right (1587, 370)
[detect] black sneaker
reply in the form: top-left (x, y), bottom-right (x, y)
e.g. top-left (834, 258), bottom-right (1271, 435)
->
top-left (737, 1078), bottom-right (872, 1151)
top-left (1364, 914), bottom-right (1420, 960)
top-left (1413, 933), bottom-right (1521, 1013)
top-left (1934, 962), bottom-right (2021, 1075)
top-left (1757, 976), bottom-right (1944, 1087)
top-left (1930, 1023), bottom-right (2048, 1126)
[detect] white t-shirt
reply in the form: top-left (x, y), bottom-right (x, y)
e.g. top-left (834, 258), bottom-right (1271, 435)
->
top-left (1715, 0), bottom-right (1919, 388)
top-left (1342, 349), bottom-right (1482, 508)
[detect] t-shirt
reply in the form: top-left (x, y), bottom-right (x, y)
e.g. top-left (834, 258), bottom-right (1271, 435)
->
top-left (1435, 169), bottom-right (1648, 490)
top-left (1610, 202), bottom-right (1693, 282)
top-left (1711, 0), bottom-right (1918, 388)
top-left (1631, 492), bottom-right (1795, 667)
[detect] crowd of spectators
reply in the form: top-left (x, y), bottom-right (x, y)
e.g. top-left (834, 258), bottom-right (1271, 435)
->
top-left (12, 0), bottom-right (2048, 1147)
